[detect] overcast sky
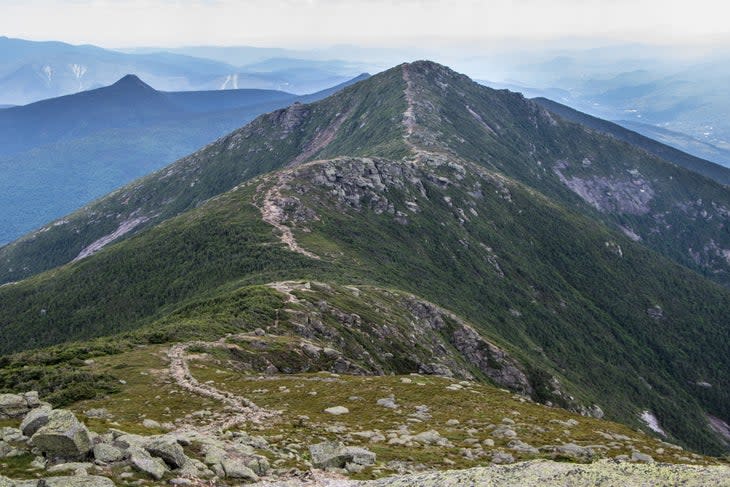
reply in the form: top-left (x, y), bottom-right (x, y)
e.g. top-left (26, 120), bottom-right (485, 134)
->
top-left (2, 0), bottom-right (729, 48)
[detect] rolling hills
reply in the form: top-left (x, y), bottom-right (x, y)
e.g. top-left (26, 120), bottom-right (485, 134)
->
top-left (0, 59), bottom-right (729, 466)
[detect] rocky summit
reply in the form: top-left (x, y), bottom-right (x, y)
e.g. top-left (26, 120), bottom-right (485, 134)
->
top-left (0, 61), bottom-right (729, 485)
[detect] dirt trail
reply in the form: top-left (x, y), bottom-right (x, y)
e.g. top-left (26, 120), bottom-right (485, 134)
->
top-left (401, 64), bottom-right (418, 150)
top-left (167, 338), bottom-right (278, 432)
top-left (256, 175), bottom-right (320, 260)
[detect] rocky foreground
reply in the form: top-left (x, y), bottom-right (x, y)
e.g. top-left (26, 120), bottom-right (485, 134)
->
top-left (261, 460), bottom-right (730, 487)
top-left (2, 389), bottom-right (730, 486)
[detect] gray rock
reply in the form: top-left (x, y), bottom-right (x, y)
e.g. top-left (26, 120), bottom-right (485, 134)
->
top-left (23, 392), bottom-right (40, 408)
top-left (41, 476), bottom-right (115, 487)
top-left (324, 406), bottom-right (349, 415)
top-left (145, 438), bottom-right (187, 469)
top-left (83, 409), bottom-right (112, 420)
top-left (21, 405), bottom-right (52, 437)
top-left (112, 433), bottom-right (146, 449)
top-left (0, 440), bottom-right (13, 458)
top-left (492, 452), bottom-right (515, 464)
top-left (46, 462), bottom-right (93, 474)
top-left (508, 440), bottom-right (539, 454)
top-left (0, 426), bottom-right (25, 442)
top-left (631, 451), bottom-right (654, 463)
top-left (221, 458), bottom-right (259, 481)
top-left (377, 397), bottom-right (398, 409)
top-left (142, 418), bottom-right (161, 429)
top-left (30, 456), bottom-right (47, 470)
top-left (0, 394), bottom-right (31, 419)
top-left (412, 430), bottom-right (448, 446)
top-left (548, 443), bottom-right (593, 461)
top-left (309, 441), bottom-right (376, 470)
top-left (93, 443), bottom-right (125, 463)
top-left (30, 409), bottom-right (91, 460)
top-left (245, 455), bottom-right (270, 476)
top-left (491, 425), bottom-right (517, 438)
top-left (129, 447), bottom-right (168, 480)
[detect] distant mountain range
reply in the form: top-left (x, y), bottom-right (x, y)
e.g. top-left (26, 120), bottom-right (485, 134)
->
top-left (0, 73), bottom-right (369, 244)
top-left (0, 37), bottom-right (367, 105)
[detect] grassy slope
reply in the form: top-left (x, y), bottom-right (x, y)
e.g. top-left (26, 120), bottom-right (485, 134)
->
top-left (1, 152), bottom-right (728, 453)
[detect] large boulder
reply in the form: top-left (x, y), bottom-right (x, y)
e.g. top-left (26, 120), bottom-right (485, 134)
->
top-left (309, 441), bottom-right (376, 470)
top-left (144, 438), bottom-right (188, 469)
top-left (92, 443), bottom-right (125, 463)
top-left (0, 394), bottom-right (33, 419)
top-left (20, 405), bottom-right (52, 437)
top-left (221, 458), bottom-right (259, 482)
top-left (30, 410), bottom-right (91, 460)
top-left (129, 447), bottom-right (168, 480)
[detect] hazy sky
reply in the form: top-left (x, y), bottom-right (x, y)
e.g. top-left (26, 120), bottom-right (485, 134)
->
top-left (2, 0), bottom-right (729, 48)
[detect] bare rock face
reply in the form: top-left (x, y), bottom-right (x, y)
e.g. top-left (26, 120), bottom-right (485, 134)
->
top-left (553, 162), bottom-right (654, 215)
top-left (30, 409), bottom-right (92, 460)
top-left (405, 298), bottom-right (533, 395)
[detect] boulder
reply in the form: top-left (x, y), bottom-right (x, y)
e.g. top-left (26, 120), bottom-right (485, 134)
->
top-left (412, 430), bottom-right (448, 446)
top-left (23, 392), bottom-right (41, 408)
top-left (0, 394), bottom-right (31, 419)
top-left (309, 441), bottom-right (376, 470)
top-left (0, 440), bottom-right (23, 459)
top-left (631, 451), bottom-right (654, 463)
top-left (549, 443), bottom-right (594, 461)
top-left (21, 405), bottom-right (52, 437)
top-left (145, 438), bottom-right (187, 469)
top-left (324, 406), bottom-right (349, 415)
top-left (41, 476), bottom-right (115, 487)
top-left (221, 458), bottom-right (259, 481)
top-left (129, 446), bottom-right (168, 480)
top-left (245, 455), bottom-right (270, 476)
top-left (0, 427), bottom-right (25, 442)
top-left (491, 451), bottom-right (515, 464)
top-left (93, 443), bottom-right (125, 463)
top-left (377, 397), bottom-right (398, 409)
top-left (142, 419), bottom-right (161, 429)
top-left (30, 410), bottom-right (91, 460)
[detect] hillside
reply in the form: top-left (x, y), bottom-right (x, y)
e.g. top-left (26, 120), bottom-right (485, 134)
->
top-left (0, 59), bottom-right (729, 471)
top-left (0, 74), bottom-right (368, 245)
top-left (532, 97), bottom-right (730, 185)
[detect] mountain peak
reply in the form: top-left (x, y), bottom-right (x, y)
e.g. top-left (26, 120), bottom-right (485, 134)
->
top-left (110, 74), bottom-right (155, 91)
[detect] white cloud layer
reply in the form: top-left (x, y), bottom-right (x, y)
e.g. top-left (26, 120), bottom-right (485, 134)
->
top-left (2, 0), bottom-right (729, 48)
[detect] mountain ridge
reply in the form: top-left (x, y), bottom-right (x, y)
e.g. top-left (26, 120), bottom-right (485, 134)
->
top-left (0, 60), bottom-right (729, 456)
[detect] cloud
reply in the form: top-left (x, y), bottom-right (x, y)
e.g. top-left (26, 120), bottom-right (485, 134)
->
top-left (1, 0), bottom-right (728, 48)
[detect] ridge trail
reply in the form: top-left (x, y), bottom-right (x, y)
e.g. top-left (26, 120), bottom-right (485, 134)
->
top-left (167, 337), bottom-right (278, 433)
